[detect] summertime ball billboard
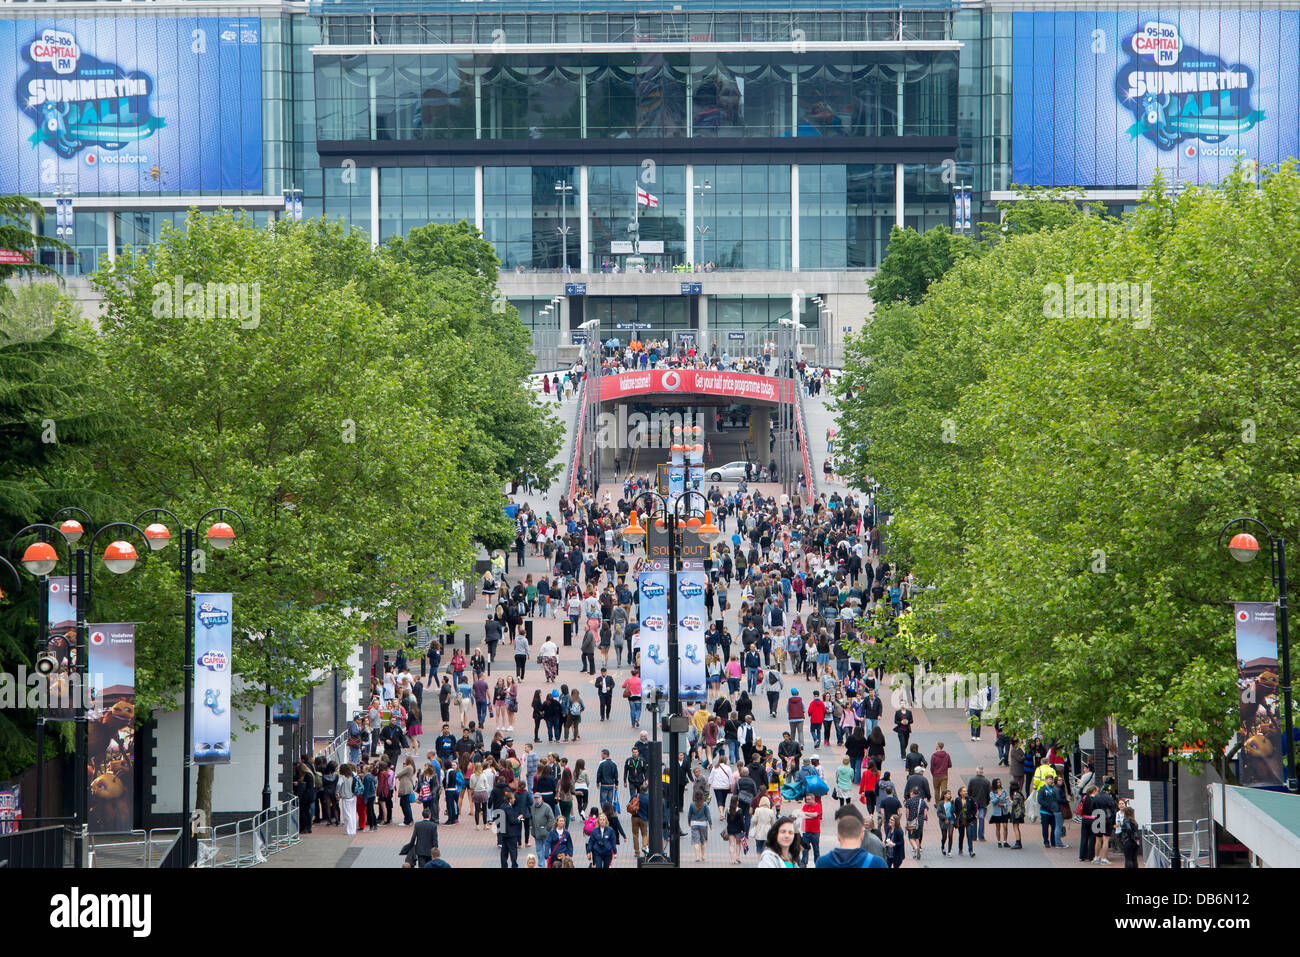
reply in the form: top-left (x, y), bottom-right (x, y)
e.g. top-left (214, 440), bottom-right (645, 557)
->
top-left (1012, 10), bottom-right (1300, 187)
top-left (0, 17), bottom-right (263, 195)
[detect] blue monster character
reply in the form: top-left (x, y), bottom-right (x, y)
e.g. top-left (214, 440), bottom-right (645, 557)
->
top-left (36, 101), bottom-right (79, 156)
top-left (684, 644), bottom-right (702, 665)
top-left (204, 687), bottom-right (225, 715)
top-left (645, 644), bottom-right (665, 665)
top-left (1138, 93), bottom-right (1180, 149)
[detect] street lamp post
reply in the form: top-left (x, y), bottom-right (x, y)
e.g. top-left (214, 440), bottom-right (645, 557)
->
top-left (622, 490), bottom-right (720, 866)
top-left (10, 517), bottom-right (150, 866)
top-left (579, 318), bottom-right (600, 492)
top-left (135, 506), bottom-right (246, 868)
top-left (555, 180), bottom-right (573, 272)
top-left (693, 179), bottom-right (711, 270)
top-left (1219, 516), bottom-right (1297, 794)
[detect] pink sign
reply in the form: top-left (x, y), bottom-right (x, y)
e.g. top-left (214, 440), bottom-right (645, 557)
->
top-left (598, 370), bottom-right (794, 404)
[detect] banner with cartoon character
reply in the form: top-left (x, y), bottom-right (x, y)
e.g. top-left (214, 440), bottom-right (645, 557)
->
top-left (637, 570), bottom-right (669, 700)
top-left (676, 570), bottom-right (708, 701)
top-left (0, 17), bottom-right (262, 195)
top-left (1234, 601), bottom-right (1286, 788)
top-left (193, 593), bottom-right (232, 765)
top-left (45, 576), bottom-right (77, 721)
top-left (1012, 10), bottom-right (1300, 187)
top-left (87, 623), bottom-right (135, 834)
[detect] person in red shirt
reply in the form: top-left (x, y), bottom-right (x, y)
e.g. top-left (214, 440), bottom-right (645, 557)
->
top-left (807, 692), bottom-right (827, 748)
top-left (930, 743), bottom-right (953, 802)
top-left (800, 795), bottom-right (823, 865)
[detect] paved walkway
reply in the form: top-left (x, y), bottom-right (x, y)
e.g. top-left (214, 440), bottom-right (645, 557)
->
top-left (261, 388), bottom-right (1116, 869)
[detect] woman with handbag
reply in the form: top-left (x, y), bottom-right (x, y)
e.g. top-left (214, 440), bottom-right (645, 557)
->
top-left (1008, 781), bottom-right (1025, 848)
top-left (954, 786), bottom-right (976, 857)
top-left (988, 778), bottom-right (1011, 847)
top-left (586, 812), bottom-right (617, 869)
top-left (726, 794), bottom-right (750, 864)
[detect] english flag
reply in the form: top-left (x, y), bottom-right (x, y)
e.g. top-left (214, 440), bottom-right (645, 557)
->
top-left (636, 186), bottom-right (659, 208)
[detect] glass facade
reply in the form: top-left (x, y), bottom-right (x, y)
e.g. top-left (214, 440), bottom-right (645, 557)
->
top-left (586, 295), bottom-right (690, 342)
top-left (485, 166), bottom-right (580, 270)
top-left (380, 166), bottom-right (475, 241)
top-left (800, 164), bottom-right (895, 269)
top-left (694, 165), bottom-right (790, 270)
top-left (587, 165), bottom-right (686, 271)
top-left (314, 51), bottom-right (960, 142)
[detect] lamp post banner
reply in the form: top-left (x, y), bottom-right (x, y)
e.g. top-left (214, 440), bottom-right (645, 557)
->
top-left (1235, 601), bottom-right (1286, 788)
top-left (193, 592), bottom-right (233, 765)
top-left (677, 571), bottom-right (708, 701)
top-left (87, 622), bottom-right (135, 834)
top-left (638, 570), bottom-right (670, 699)
top-left (46, 576), bottom-right (77, 721)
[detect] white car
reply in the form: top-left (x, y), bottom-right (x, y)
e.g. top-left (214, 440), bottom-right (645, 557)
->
top-left (707, 461), bottom-right (751, 482)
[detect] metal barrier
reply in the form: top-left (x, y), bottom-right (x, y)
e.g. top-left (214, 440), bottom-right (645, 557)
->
top-left (1140, 818), bottom-right (1211, 868)
top-left (198, 798), bottom-right (300, 868)
top-left (0, 824), bottom-right (68, 868)
top-left (319, 728), bottom-right (349, 770)
top-left (567, 376), bottom-right (588, 502)
top-left (86, 828), bottom-right (185, 868)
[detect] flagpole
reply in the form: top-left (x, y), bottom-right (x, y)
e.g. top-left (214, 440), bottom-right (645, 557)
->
top-left (633, 182), bottom-right (640, 256)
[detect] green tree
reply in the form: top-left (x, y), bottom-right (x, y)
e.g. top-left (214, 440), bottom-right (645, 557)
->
top-left (867, 225), bottom-right (980, 306)
top-left (89, 211), bottom-right (553, 816)
top-left (836, 164), bottom-right (1300, 768)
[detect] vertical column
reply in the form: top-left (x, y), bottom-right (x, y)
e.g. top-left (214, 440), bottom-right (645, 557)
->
top-left (474, 166), bottom-right (485, 233)
top-left (895, 163), bottom-right (905, 229)
top-left (580, 70), bottom-right (588, 139)
top-left (579, 165), bottom-right (590, 274)
top-left (697, 288), bottom-right (708, 351)
top-left (791, 72), bottom-right (798, 136)
top-left (475, 73), bottom-right (483, 140)
top-left (790, 163), bottom-right (800, 272)
top-left (896, 68), bottom-right (904, 136)
top-left (686, 69), bottom-right (693, 138)
top-left (106, 210), bottom-right (116, 264)
top-left (685, 164), bottom-right (695, 266)
top-left (370, 165), bottom-right (380, 247)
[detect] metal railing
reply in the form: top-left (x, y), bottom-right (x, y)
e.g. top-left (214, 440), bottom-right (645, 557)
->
top-left (86, 828), bottom-right (184, 868)
top-left (319, 728), bottom-right (350, 770)
top-left (794, 380), bottom-right (817, 499)
top-left (1140, 818), bottom-right (1211, 868)
top-left (198, 798), bottom-right (300, 867)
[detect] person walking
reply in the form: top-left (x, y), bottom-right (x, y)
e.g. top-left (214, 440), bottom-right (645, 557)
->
top-left (967, 765), bottom-right (991, 842)
top-left (585, 812), bottom-right (617, 868)
top-left (904, 786), bottom-right (929, 860)
top-left (1119, 805), bottom-right (1141, 868)
top-left (937, 788), bottom-right (954, 856)
top-left (594, 668), bottom-right (615, 721)
top-left (494, 789), bottom-right (525, 867)
top-left (787, 688), bottom-right (805, 744)
top-left (954, 786), bottom-right (977, 857)
top-left (893, 704), bottom-right (913, 760)
top-left (688, 793), bottom-right (713, 862)
top-left (989, 779), bottom-right (1011, 847)
top-left (929, 742), bottom-right (952, 802)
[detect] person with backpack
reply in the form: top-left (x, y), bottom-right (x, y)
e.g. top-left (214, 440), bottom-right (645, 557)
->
top-left (564, 689), bottom-right (585, 741)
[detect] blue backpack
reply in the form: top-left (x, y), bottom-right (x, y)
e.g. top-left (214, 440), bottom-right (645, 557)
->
top-left (804, 773), bottom-right (830, 797)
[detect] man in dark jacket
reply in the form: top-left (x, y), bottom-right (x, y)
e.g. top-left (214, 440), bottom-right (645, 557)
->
top-left (904, 768), bottom-right (931, 803)
top-left (893, 705), bottom-right (914, 760)
top-left (967, 766), bottom-right (991, 842)
top-left (816, 813), bottom-right (887, 868)
top-left (405, 806), bottom-right (439, 867)
top-left (494, 789), bottom-right (525, 867)
top-left (380, 716), bottom-right (408, 767)
top-left (594, 668), bottom-right (615, 720)
top-left (596, 749), bottom-right (620, 808)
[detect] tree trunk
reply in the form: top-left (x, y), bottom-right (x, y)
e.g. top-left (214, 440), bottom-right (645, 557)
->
top-left (196, 764), bottom-right (214, 832)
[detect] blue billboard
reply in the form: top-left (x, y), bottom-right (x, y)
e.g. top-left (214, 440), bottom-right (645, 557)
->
top-left (0, 17), bottom-right (263, 195)
top-left (1012, 10), bottom-right (1300, 188)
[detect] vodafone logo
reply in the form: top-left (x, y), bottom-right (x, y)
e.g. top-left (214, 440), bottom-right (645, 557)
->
top-left (50, 582), bottom-right (61, 594)
top-left (84, 152), bottom-right (97, 166)
top-left (1238, 610), bottom-right (1250, 623)
top-left (661, 371), bottom-right (681, 391)
top-left (91, 631), bottom-right (105, 645)
top-left (1185, 145), bottom-right (1196, 158)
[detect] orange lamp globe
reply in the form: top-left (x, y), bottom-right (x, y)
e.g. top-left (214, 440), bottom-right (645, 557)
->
top-left (59, 520), bottom-right (84, 544)
top-left (144, 523), bottom-right (172, 551)
top-left (622, 511), bottom-right (646, 545)
top-left (697, 510), bottom-right (721, 545)
top-left (21, 541), bottom-right (58, 576)
top-left (206, 522), bottom-right (237, 550)
top-left (102, 540), bottom-right (139, 575)
top-left (1228, 531), bottom-right (1261, 563)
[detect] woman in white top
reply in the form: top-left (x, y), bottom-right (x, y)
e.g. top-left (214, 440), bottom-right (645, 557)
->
top-left (709, 759), bottom-right (734, 811)
top-left (539, 638), bottom-right (560, 683)
top-left (338, 765), bottom-right (359, 835)
top-left (758, 815), bottom-right (801, 868)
